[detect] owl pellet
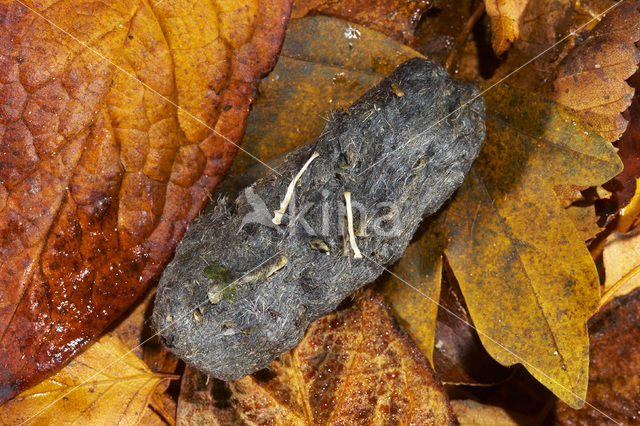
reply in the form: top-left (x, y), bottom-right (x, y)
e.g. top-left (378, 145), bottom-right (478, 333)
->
top-left (152, 58), bottom-right (486, 380)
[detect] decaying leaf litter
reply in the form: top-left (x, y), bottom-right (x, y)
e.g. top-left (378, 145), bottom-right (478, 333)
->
top-left (2, 0), bottom-right (640, 424)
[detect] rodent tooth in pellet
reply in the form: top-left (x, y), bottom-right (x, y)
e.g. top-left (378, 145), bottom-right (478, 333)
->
top-left (152, 58), bottom-right (486, 380)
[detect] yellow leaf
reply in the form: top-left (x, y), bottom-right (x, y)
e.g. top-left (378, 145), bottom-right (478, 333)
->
top-left (0, 334), bottom-right (169, 425)
top-left (378, 219), bottom-right (447, 364)
top-left (443, 85), bottom-right (621, 408)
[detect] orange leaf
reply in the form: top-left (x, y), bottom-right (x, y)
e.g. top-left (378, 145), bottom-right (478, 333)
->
top-left (484, 0), bottom-right (530, 55)
top-left (0, 0), bottom-right (291, 402)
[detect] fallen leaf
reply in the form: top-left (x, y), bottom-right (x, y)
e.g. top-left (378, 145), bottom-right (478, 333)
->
top-left (564, 203), bottom-right (603, 242)
top-left (484, 0), bottom-right (530, 55)
top-left (604, 65), bottom-right (640, 213)
top-left (110, 288), bottom-right (179, 424)
top-left (0, 0), bottom-right (291, 402)
top-left (235, 15), bottom-right (623, 408)
top-left (231, 16), bottom-right (420, 174)
top-left (378, 219), bottom-right (446, 364)
top-left (444, 84), bottom-right (621, 408)
top-left (176, 367), bottom-right (242, 426)
top-left (490, 0), bottom-right (574, 89)
top-left (291, 0), bottom-right (429, 43)
top-left (0, 333), bottom-right (171, 425)
top-left (552, 288), bottom-right (640, 424)
top-left (409, 0), bottom-right (477, 67)
top-left (600, 227), bottom-right (640, 307)
top-left (143, 391), bottom-right (177, 426)
top-left (379, 228), bottom-right (512, 386)
top-left (541, 0), bottom-right (640, 142)
top-left (111, 289), bottom-right (179, 387)
top-left (451, 400), bottom-right (521, 425)
top-left (431, 265), bottom-right (512, 386)
top-left (177, 291), bottom-right (457, 425)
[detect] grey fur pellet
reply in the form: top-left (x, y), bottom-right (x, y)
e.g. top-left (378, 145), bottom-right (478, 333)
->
top-left (152, 58), bottom-right (486, 380)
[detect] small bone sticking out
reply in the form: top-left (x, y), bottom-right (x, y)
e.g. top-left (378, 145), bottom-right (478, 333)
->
top-left (272, 152), bottom-right (320, 225)
top-left (344, 192), bottom-right (363, 259)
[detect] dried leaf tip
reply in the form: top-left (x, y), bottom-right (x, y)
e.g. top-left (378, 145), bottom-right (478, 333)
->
top-left (273, 152), bottom-right (320, 225)
top-left (344, 192), bottom-right (363, 259)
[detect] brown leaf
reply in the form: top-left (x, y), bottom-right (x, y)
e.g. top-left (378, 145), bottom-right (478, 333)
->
top-left (0, 333), bottom-right (171, 424)
top-left (0, 0), bottom-right (291, 402)
top-left (484, 0), bottom-right (530, 55)
top-left (604, 66), bottom-right (640, 212)
top-left (491, 0), bottom-right (574, 89)
top-left (291, 0), bottom-right (429, 43)
top-left (552, 288), bottom-right (640, 424)
top-left (541, 0), bottom-right (640, 142)
top-left (409, 0), bottom-right (476, 67)
top-left (178, 291), bottom-right (457, 425)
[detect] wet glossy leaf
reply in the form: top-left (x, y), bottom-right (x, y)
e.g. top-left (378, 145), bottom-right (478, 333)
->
top-left (0, 334), bottom-right (171, 425)
top-left (0, 0), bottom-right (290, 402)
top-left (177, 291), bottom-right (456, 425)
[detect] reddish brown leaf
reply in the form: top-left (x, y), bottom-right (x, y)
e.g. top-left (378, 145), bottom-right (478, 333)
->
top-left (0, 0), bottom-right (291, 403)
top-left (177, 291), bottom-right (457, 425)
top-left (541, 0), bottom-right (640, 142)
top-left (604, 66), bottom-right (640, 211)
top-left (409, 0), bottom-right (476, 67)
top-left (292, 0), bottom-right (430, 43)
top-left (552, 288), bottom-right (640, 424)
